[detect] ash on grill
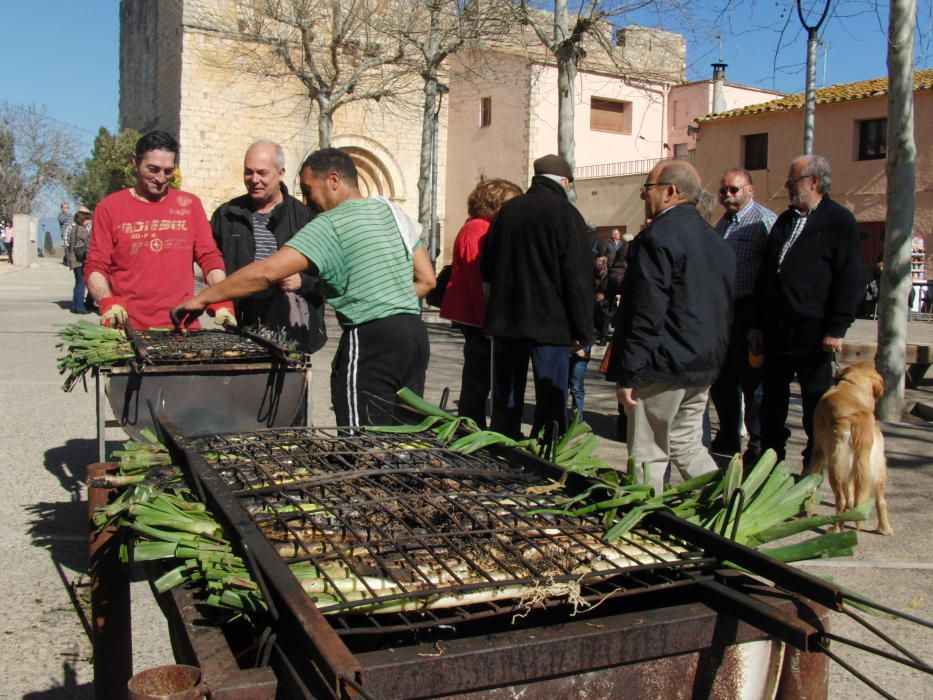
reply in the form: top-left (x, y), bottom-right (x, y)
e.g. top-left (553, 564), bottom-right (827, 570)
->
top-left (183, 427), bottom-right (714, 637)
top-left (131, 330), bottom-right (282, 364)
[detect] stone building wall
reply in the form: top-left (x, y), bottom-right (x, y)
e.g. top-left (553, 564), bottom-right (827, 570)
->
top-left (119, 0), bottom-right (443, 250)
top-left (119, 0), bottom-right (183, 137)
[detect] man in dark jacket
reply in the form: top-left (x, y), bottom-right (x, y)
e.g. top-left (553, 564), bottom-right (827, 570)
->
top-left (211, 140), bottom-right (326, 353)
top-left (481, 154), bottom-right (593, 440)
top-left (748, 154), bottom-right (862, 469)
top-left (611, 160), bottom-right (735, 495)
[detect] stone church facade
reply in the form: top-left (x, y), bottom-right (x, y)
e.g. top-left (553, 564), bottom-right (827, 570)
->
top-left (119, 0), bottom-right (435, 237)
top-left (119, 1), bottom-right (713, 258)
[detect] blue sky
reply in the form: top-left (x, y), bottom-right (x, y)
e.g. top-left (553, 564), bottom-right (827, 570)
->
top-left (0, 2), bottom-right (120, 151)
top-left (0, 1), bottom-right (928, 157)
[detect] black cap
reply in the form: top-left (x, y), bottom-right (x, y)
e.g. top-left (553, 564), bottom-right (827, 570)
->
top-left (534, 154), bottom-right (574, 182)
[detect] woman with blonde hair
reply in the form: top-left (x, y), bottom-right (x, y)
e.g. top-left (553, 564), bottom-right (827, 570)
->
top-left (440, 178), bottom-right (522, 427)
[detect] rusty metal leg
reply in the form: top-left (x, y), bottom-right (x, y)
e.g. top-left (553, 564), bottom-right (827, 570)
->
top-left (96, 370), bottom-right (107, 463)
top-left (776, 645), bottom-right (829, 699)
top-left (776, 603), bottom-right (830, 700)
top-left (89, 462), bottom-right (133, 700)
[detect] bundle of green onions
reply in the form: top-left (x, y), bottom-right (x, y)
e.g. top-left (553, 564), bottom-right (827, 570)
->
top-left (57, 321), bottom-right (133, 391)
top-left (370, 389), bottom-right (870, 564)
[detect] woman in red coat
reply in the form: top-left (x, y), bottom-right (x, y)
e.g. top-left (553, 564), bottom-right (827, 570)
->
top-left (440, 178), bottom-right (522, 428)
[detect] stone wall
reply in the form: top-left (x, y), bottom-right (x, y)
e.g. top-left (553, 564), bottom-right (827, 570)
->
top-left (119, 0), bottom-right (183, 137)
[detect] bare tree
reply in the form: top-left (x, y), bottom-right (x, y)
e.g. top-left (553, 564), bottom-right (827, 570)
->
top-left (0, 104), bottom-right (80, 217)
top-left (194, 0), bottom-right (411, 148)
top-left (516, 0), bottom-right (686, 180)
top-left (877, 0), bottom-right (917, 420)
top-left (387, 0), bottom-right (513, 251)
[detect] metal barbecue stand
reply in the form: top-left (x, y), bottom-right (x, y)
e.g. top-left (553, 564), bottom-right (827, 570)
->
top-left (149, 411), bottom-right (933, 699)
top-left (94, 325), bottom-right (312, 461)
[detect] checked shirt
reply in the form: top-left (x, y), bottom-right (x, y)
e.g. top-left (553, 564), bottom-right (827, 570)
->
top-left (716, 199), bottom-right (777, 299)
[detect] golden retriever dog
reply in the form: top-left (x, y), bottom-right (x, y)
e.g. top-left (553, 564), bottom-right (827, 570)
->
top-left (809, 362), bottom-right (893, 535)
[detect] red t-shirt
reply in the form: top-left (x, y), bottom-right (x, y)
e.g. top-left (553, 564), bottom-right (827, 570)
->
top-left (84, 189), bottom-right (226, 329)
top-left (440, 217), bottom-right (490, 328)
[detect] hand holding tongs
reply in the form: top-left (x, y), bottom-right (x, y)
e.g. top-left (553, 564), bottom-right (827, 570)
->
top-left (170, 302), bottom-right (237, 334)
top-left (121, 319), bottom-right (153, 369)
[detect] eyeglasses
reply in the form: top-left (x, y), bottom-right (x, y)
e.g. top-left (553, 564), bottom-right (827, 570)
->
top-left (642, 182), bottom-right (670, 193)
top-left (719, 185), bottom-right (746, 195)
top-left (785, 174), bottom-right (812, 187)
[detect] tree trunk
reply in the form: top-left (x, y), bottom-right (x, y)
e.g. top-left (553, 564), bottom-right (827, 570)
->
top-left (554, 0), bottom-right (576, 201)
top-left (876, 0), bottom-right (917, 420)
top-left (317, 97), bottom-right (334, 149)
top-left (418, 79), bottom-right (439, 250)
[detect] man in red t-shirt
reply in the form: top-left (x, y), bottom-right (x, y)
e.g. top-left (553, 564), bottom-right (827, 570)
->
top-left (84, 131), bottom-right (233, 330)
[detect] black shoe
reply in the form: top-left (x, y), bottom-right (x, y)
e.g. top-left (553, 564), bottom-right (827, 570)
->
top-left (742, 446), bottom-right (762, 467)
top-left (710, 437), bottom-right (741, 456)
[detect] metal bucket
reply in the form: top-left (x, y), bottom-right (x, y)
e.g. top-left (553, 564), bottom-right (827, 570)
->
top-left (127, 664), bottom-right (207, 700)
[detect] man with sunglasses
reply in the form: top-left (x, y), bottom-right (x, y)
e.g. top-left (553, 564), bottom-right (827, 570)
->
top-left (709, 169), bottom-right (777, 465)
top-left (748, 155), bottom-right (861, 470)
top-left (608, 160), bottom-right (734, 495)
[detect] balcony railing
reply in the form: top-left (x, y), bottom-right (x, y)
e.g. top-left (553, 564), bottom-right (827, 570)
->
top-left (574, 152), bottom-right (695, 181)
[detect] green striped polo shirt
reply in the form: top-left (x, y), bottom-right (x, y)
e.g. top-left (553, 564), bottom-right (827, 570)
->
top-left (286, 198), bottom-right (421, 326)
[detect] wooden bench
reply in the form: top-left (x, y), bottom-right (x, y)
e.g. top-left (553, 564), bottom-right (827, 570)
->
top-left (839, 342), bottom-right (933, 386)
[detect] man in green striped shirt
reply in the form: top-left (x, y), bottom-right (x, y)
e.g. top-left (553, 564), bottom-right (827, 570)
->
top-left (173, 148), bottom-right (436, 426)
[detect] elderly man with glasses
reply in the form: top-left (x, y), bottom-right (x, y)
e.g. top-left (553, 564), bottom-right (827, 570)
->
top-left (747, 154), bottom-right (862, 471)
top-left (709, 168), bottom-right (777, 465)
top-left (607, 160), bottom-right (735, 495)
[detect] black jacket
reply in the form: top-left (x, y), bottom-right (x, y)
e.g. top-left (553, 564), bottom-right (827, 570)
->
top-left (211, 184), bottom-right (326, 352)
top-left (610, 204), bottom-right (735, 388)
top-left (752, 195), bottom-right (861, 349)
top-left (480, 176), bottom-right (593, 345)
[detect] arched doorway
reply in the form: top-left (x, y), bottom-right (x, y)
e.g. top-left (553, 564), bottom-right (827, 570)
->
top-left (294, 137), bottom-right (406, 202)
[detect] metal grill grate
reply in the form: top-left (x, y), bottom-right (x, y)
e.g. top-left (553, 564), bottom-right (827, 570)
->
top-left (130, 329), bottom-right (279, 365)
top-left (182, 427), bottom-right (715, 636)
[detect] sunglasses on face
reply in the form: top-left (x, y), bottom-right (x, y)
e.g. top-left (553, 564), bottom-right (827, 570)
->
top-left (719, 185), bottom-right (745, 195)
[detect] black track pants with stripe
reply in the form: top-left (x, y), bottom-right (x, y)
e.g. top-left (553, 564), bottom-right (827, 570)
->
top-left (331, 313), bottom-right (430, 427)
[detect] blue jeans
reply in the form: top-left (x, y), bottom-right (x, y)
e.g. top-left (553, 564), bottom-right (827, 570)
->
top-left (72, 266), bottom-right (86, 312)
top-left (568, 345), bottom-right (591, 413)
top-left (491, 338), bottom-right (570, 441)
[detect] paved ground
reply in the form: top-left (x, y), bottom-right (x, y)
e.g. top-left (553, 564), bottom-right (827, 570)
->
top-left (1, 258), bottom-right (930, 698)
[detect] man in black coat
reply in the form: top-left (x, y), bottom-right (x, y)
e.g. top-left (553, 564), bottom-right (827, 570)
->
top-left (610, 160), bottom-right (735, 495)
top-left (748, 154), bottom-right (862, 469)
top-left (211, 140), bottom-right (326, 353)
top-left (481, 154), bottom-right (593, 440)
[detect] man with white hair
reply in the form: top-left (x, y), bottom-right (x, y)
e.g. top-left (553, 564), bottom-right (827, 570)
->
top-left (610, 159), bottom-right (735, 495)
top-left (748, 154), bottom-right (862, 470)
top-left (211, 140), bottom-right (326, 352)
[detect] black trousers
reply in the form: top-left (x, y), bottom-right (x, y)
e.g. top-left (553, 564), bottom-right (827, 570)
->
top-left (760, 320), bottom-right (834, 466)
top-left (710, 297), bottom-right (762, 452)
top-left (490, 338), bottom-right (570, 441)
top-left (593, 299), bottom-right (611, 340)
top-left (456, 324), bottom-right (491, 429)
top-left (331, 314), bottom-right (430, 427)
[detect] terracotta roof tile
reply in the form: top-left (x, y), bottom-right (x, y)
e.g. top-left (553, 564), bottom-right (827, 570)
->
top-left (699, 69), bottom-right (933, 121)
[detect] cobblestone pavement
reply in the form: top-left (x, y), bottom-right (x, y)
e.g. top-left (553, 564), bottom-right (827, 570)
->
top-left (1, 258), bottom-right (930, 698)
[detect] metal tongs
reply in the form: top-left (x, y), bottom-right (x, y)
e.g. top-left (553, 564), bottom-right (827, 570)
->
top-left (121, 319), bottom-right (153, 369)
